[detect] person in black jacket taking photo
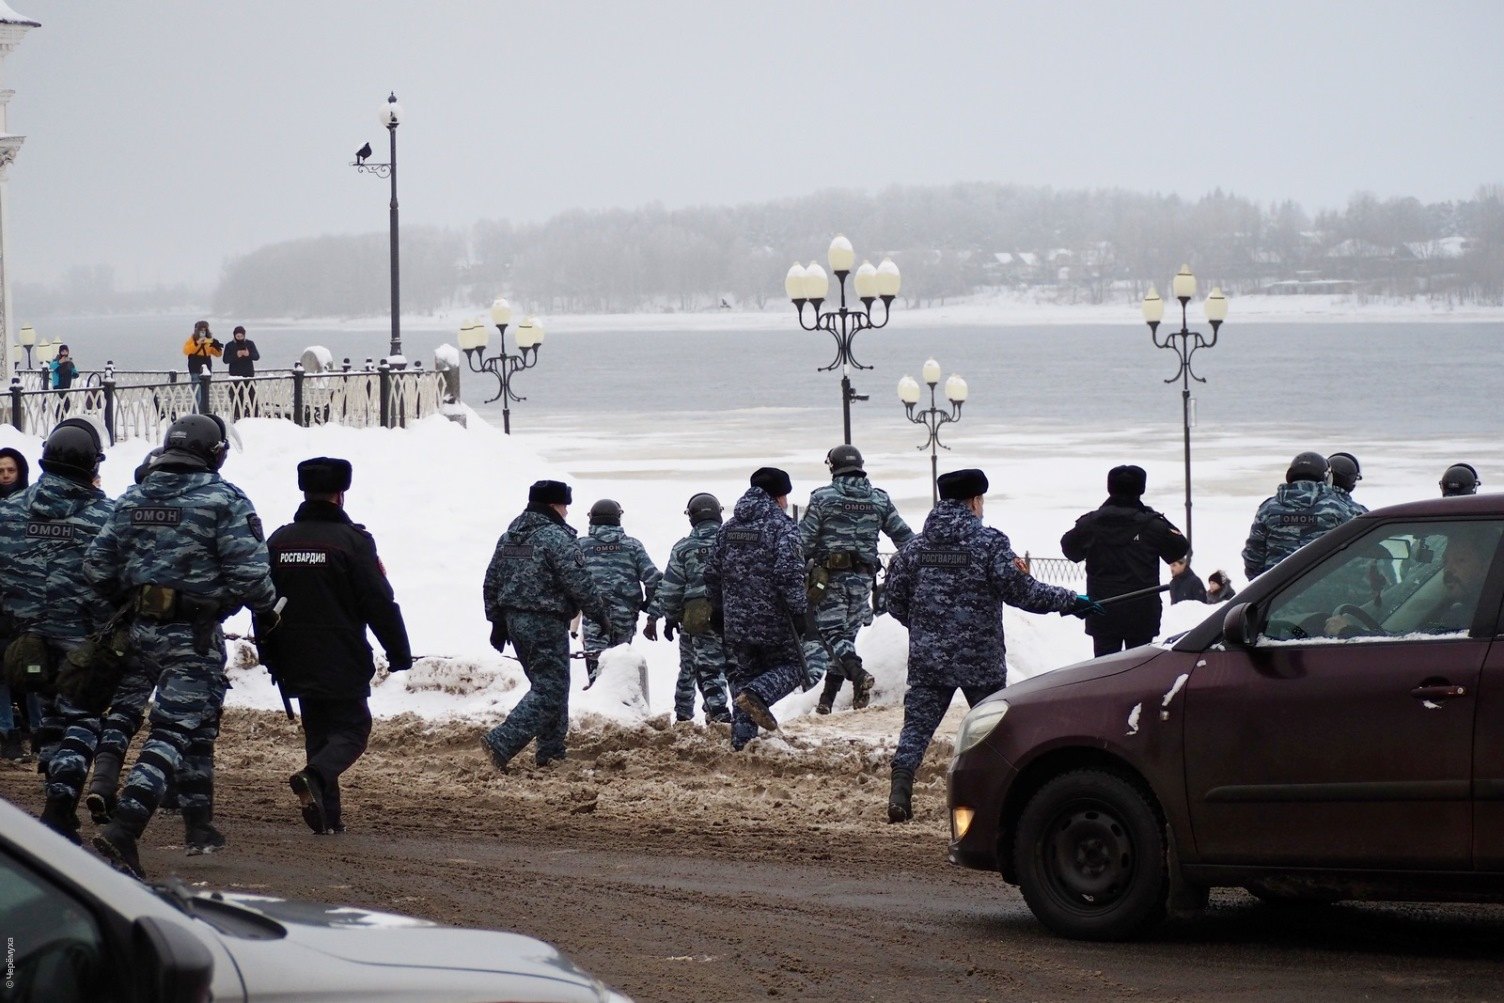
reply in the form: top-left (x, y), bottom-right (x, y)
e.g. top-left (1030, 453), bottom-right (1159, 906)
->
top-left (224, 326), bottom-right (260, 377)
top-left (262, 457), bottom-right (412, 835)
top-left (1061, 464), bottom-right (1188, 656)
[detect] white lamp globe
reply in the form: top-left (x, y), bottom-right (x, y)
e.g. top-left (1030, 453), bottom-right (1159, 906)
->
top-left (489, 297), bottom-right (513, 327)
top-left (946, 374), bottom-right (969, 404)
top-left (876, 258), bottom-right (901, 297)
top-left (827, 234), bottom-right (856, 273)
top-left (898, 375), bottom-right (922, 405)
top-left (922, 358), bottom-right (942, 386)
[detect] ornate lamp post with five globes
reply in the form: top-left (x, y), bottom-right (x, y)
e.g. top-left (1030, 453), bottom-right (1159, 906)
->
top-left (898, 358), bottom-right (968, 505)
top-left (457, 298), bottom-right (545, 434)
top-left (1141, 265), bottom-right (1228, 550)
top-left (786, 235), bottom-right (901, 446)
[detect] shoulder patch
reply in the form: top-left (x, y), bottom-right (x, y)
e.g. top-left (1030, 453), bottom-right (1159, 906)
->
top-left (247, 513), bottom-right (265, 542)
top-left (918, 548), bottom-right (970, 569)
top-left (131, 506), bottom-right (182, 527)
top-left (725, 528), bottom-right (761, 544)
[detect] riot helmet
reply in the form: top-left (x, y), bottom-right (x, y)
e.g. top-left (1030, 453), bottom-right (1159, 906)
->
top-left (825, 444), bottom-right (864, 477)
top-left (1285, 451), bottom-right (1330, 485)
top-left (685, 492), bottom-right (723, 525)
top-left (588, 498), bottom-right (623, 526)
top-left (40, 417), bottom-right (106, 483)
top-left (1440, 463), bottom-right (1480, 497)
top-left (1328, 451), bottom-right (1362, 492)
top-left (162, 414), bottom-right (230, 471)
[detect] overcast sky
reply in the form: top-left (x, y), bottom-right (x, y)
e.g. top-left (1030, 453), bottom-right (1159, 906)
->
top-left (4, 0), bottom-right (1502, 288)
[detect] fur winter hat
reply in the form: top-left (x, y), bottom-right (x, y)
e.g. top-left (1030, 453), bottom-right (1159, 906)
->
top-left (749, 466), bottom-right (793, 497)
top-left (298, 457), bottom-right (353, 494)
top-left (938, 468), bottom-right (989, 501)
top-left (528, 479), bottom-right (573, 506)
top-left (1107, 464), bottom-right (1147, 499)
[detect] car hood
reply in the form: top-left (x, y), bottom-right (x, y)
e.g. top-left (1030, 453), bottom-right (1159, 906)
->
top-left (1002, 644), bottom-right (1166, 702)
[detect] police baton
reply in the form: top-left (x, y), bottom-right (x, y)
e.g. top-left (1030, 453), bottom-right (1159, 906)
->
top-left (1095, 583), bottom-right (1176, 607)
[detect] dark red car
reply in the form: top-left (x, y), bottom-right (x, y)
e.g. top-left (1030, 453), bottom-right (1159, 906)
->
top-left (948, 494), bottom-right (1504, 940)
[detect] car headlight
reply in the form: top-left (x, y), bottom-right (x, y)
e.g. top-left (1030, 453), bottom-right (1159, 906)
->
top-left (955, 699), bottom-right (1009, 757)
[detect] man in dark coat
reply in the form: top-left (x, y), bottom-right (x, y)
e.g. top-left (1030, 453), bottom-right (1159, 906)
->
top-left (885, 468), bottom-right (1099, 823)
top-left (704, 467), bottom-right (812, 751)
top-left (224, 326), bottom-right (261, 378)
top-left (263, 457), bottom-right (411, 834)
top-left (1061, 464), bottom-right (1188, 656)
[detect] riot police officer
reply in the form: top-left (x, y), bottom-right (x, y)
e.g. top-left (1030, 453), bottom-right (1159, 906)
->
top-left (1243, 451), bottom-right (1360, 579)
top-left (578, 499), bottom-right (661, 688)
top-left (648, 493), bottom-right (732, 724)
top-left (1327, 451), bottom-right (1368, 516)
top-left (1440, 463), bottom-right (1480, 497)
top-left (88, 414), bottom-right (279, 878)
top-left (800, 445), bottom-right (914, 713)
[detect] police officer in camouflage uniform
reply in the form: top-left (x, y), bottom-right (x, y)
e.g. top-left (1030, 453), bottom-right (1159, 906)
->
top-left (578, 499), bottom-right (661, 688)
top-left (1327, 451), bottom-right (1368, 516)
top-left (481, 480), bottom-right (617, 771)
top-left (1242, 451), bottom-right (1361, 580)
top-left (704, 467), bottom-right (813, 751)
top-left (647, 493), bottom-right (731, 724)
top-left (1440, 462), bottom-right (1480, 497)
top-left (801, 444), bottom-right (914, 714)
top-left (0, 420), bottom-right (114, 844)
top-left (884, 469), bottom-right (1102, 823)
top-left (88, 415), bottom-right (279, 878)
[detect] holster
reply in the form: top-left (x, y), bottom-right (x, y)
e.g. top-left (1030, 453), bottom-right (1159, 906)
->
top-left (135, 585), bottom-right (222, 656)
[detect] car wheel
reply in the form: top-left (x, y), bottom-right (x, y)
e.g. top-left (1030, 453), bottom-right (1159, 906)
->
top-left (1013, 769), bottom-right (1168, 941)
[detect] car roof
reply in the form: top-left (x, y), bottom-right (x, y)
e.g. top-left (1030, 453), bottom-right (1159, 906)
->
top-left (1361, 492), bottom-right (1504, 520)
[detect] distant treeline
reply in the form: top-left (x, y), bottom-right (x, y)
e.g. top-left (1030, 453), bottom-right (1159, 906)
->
top-left (29, 182), bottom-right (1504, 318)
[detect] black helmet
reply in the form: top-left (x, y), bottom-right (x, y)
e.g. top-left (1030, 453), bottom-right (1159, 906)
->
top-left (685, 492), bottom-right (723, 525)
top-left (1285, 451), bottom-right (1330, 485)
top-left (1440, 463), bottom-right (1480, 497)
top-left (1328, 451), bottom-right (1361, 492)
top-left (588, 498), bottom-right (623, 525)
top-left (134, 446), bottom-right (165, 485)
top-left (826, 444), bottom-right (864, 476)
top-left (40, 418), bottom-right (105, 483)
top-left (162, 414), bottom-right (229, 471)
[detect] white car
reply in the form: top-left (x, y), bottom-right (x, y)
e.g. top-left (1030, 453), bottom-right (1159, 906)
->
top-left (0, 797), bottom-right (630, 1002)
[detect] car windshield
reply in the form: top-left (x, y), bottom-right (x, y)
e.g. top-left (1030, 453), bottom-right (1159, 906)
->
top-left (1260, 520), bottom-right (1503, 643)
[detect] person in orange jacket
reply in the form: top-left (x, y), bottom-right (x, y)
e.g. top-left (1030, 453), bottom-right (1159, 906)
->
top-left (184, 320), bottom-right (223, 376)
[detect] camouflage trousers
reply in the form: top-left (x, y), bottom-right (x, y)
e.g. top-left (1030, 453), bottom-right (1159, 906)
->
top-left (892, 683), bottom-right (998, 774)
top-left (673, 632), bottom-right (730, 721)
top-left (815, 572), bottom-right (872, 702)
top-left (582, 609), bottom-right (637, 656)
top-left (112, 622), bottom-right (228, 836)
top-left (725, 640), bottom-right (805, 751)
top-left (93, 661), bottom-right (159, 761)
top-left (484, 610), bottom-right (571, 767)
top-left (38, 638), bottom-right (96, 804)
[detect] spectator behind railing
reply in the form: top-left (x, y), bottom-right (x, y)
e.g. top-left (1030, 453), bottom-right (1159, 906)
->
top-left (48, 345), bottom-right (79, 389)
top-left (184, 320), bottom-right (223, 376)
top-left (225, 325), bottom-right (260, 377)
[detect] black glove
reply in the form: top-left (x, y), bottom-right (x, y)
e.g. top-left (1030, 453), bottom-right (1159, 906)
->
top-left (210, 338), bottom-right (223, 350)
top-left (663, 620), bottom-right (679, 641)
top-left (388, 654), bottom-right (413, 673)
top-left (643, 617), bottom-right (658, 641)
top-left (254, 606), bottom-right (282, 637)
top-left (709, 605), bottom-right (724, 636)
top-left (798, 610), bottom-right (819, 640)
top-left (488, 619), bottom-right (508, 653)
top-left (1065, 594), bottom-right (1107, 619)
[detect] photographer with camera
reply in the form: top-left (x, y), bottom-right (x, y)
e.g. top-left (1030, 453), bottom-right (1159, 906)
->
top-left (183, 320), bottom-right (223, 376)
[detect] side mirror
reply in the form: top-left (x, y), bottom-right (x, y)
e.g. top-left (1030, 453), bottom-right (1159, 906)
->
top-left (134, 916), bottom-right (215, 1003)
top-left (1222, 602), bottom-right (1260, 650)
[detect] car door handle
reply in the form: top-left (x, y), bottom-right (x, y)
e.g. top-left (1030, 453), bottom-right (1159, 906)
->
top-left (1411, 684), bottom-right (1468, 700)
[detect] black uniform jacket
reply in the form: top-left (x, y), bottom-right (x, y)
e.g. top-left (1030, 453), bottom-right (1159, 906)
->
top-left (265, 500), bottom-right (411, 698)
top-left (1061, 496), bottom-right (1188, 639)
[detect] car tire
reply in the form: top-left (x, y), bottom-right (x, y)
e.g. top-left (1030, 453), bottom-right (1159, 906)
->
top-left (1013, 769), bottom-right (1168, 941)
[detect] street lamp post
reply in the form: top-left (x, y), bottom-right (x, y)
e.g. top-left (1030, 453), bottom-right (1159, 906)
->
top-left (786, 235), bottom-right (901, 446)
top-left (457, 298), bottom-right (545, 434)
top-left (16, 322), bottom-right (34, 368)
top-left (350, 92), bottom-right (403, 361)
top-left (898, 358), bottom-right (968, 505)
top-left (1141, 265), bottom-right (1228, 550)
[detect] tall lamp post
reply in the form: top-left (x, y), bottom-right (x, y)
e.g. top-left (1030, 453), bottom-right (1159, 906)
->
top-left (457, 298), bottom-right (545, 434)
top-left (898, 358), bottom-right (968, 505)
top-left (350, 92), bottom-right (403, 361)
top-left (786, 235), bottom-right (901, 446)
top-left (1141, 265), bottom-right (1228, 550)
top-left (16, 322), bottom-right (34, 368)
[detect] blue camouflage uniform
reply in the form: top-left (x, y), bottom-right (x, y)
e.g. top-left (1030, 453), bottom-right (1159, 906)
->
top-left (482, 505), bottom-right (614, 767)
top-left (1242, 480), bottom-right (1361, 579)
top-left (0, 472), bottom-right (114, 830)
top-left (647, 520), bottom-right (731, 722)
top-left (578, 523), bottom-right (661, 666)
top-left (1332, 486), bottom-right (1368, 518)
top-left (704, 487), bottom-right (808, 750)
top-left (85, 467), bottom-right (276, 847)
top-left (885, 500), bottom-right (1078, 775)
top-left (800, 474), bottom-right (913, 706)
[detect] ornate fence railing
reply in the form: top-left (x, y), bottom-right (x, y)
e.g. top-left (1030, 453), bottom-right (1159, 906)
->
top-left (6, 361), bottom-right (449, 445)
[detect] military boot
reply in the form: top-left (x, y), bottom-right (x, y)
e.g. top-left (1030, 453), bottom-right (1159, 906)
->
top-left (847, 655), bottom-right (875, 710)
top-left (0, 729), bottom-right (24, 761)
top-left (887, 769), bottom-right (914, 824)
top-left (583, 654), bottom-right (602, 690)
top-left (40, 795), bottom-right (83, 846)
top-left (85, 751), bottom-right (123, 824)
top-left (93, 822), bottom-right (144, 879)
top-left (184, 807), bottom-right (227, 856)
top-left (734, 690), bottom-right (778, 731)
top-left (816, 673), bottom-right (841, 715)
top-left (289, 769), bottom-right (327, 834)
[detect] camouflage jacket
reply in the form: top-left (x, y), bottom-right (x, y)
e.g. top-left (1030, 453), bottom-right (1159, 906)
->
top-left (579, 524), bottom-right (662, 628)
top-left (799, 475), bottom-right (915, 571)
top-left (85, 469), bottom-right (275, 614)
top-left (1242, 481), bottom-right (1359, 579)
top-left (1332, 486), bottom-right (1369, 518)
top-left (705, 488), bottom-right (806, 647)
top-left (0, 473), bottom-right (115, 642)
top-left (886, 501), bottom-right (1076, 688)
top-left (483, 506), bottom-right (611, 624)
top-left (647, 519), bottom-right (719, 622)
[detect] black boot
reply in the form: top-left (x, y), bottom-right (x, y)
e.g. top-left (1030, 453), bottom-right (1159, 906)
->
top-left (583, 654), bottom-right (601, 690)
top-left (93, 821), bottom-right (144, 879)
top-left (85, 751), bottom-right (123, 824)
top-left (847, 655), bottom-right (875, 710)
top-left (887, 769), bottom-right (914, 824)
top-left (40, 795), bottom-right (83, 846)
top-left (816, 673), bottom-right (841, 715)
top-left (0, 729), bottom-right (23, 761)
top-left (183, 807), bottom-right (226, 856)
top-left (289, 769), bottom-right (326, 834)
